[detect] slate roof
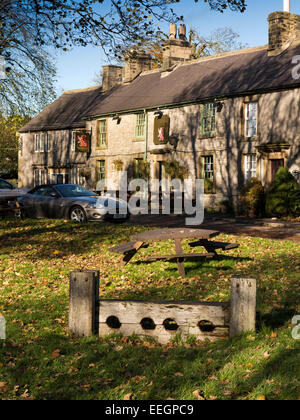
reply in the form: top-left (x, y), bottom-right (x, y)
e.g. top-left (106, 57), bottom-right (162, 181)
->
top-left (19, 86), bottom-right (103, 133)
top-left (19, 43), bottom-right (300, 132)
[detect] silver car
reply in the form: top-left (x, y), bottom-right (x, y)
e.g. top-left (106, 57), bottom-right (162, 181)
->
top-left (0, 178), bottom-right (27, 217)
top-left (18, 184), bottom-right (129, 223)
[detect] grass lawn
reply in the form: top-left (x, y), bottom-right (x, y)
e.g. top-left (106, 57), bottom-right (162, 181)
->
top-left (0, 218), bottom-right (299, 400)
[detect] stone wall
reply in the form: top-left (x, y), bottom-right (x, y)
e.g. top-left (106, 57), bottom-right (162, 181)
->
top-left (268, 11), bottom-right (300, 56)
top-left (19, 88), bottom-right (300, 211)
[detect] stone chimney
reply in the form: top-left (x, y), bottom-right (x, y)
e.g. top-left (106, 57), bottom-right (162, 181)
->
top-left (162, 23), bottom-right (192, 70)
top-left (124, 51), bottom-right (152, 83)
top-left (268, 11), bottom-right (300, 56)
top-left (102, 65), bottom-right (123, 91)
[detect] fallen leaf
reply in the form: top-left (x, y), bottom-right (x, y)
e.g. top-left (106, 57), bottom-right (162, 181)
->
top-left (193, 390), bottom-right (205, 400)
top-left (50, 349), bottom-right (61, 358)
top-left (0, 382), bottom-right (8, 393)
top-left (124, 393), bottom-right (134, 400)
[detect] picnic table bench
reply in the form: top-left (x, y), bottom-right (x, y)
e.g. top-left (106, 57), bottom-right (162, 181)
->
top-left (109, 228), bottom-right (239, 277)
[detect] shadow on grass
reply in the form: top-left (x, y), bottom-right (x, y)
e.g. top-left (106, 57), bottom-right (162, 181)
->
top-left (1, 326), bottom-right (299, 400)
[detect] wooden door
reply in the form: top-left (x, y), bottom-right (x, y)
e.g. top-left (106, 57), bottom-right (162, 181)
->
top-left (271, 159), bottom-right (284, 182)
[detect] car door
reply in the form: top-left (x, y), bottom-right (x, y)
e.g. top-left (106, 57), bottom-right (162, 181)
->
top-left (33, 186), bottom-right (62, 218)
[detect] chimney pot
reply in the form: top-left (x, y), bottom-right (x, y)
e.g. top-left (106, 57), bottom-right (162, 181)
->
top-left (169, 23), bottom-right (177, 40)
top-left (178, 24), bottom-right (187, 40)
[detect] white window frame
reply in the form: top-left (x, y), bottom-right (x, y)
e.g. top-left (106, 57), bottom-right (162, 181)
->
top-left (51, 173), bottom-right (69, 184)
top-left (39, 133), bottom-right (45, 152)
top-left (34, 169), bottom-right (48, 186)
top-left (135, 113), bottom-right (146, 138)
top-left (34, 134), bottom-right (40, 152)
top-left (97, 120), bottom-right (107, 148)
top-left (45, 133), bottom-right (51, 152)
top-left (244, 102), bottom-right (258, 138)
top-left (244, 154), bottom-right (257, 183)
top-left (71, 131), bottom-right (76, 152)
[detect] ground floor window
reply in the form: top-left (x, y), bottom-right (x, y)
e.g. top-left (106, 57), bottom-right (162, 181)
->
top-left (34, 169), bottom-right (48, 186)
top-left (97, 160), bottom-right (106, 181)
top-left (51, 173), bottom-right (69, 184)
top-left (71, 167), bottom-right (85, 185)
top-left (201, 155), bottom-right (215, 194)
top-left (244, 154), bottom-right (257, 183)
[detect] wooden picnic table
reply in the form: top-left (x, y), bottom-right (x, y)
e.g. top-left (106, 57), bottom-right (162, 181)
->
top-left (109, 228), bottom-right (239, 277)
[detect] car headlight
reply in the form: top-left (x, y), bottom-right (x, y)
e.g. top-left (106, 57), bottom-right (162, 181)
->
top-left (86, 203), bottom-right (98, 209)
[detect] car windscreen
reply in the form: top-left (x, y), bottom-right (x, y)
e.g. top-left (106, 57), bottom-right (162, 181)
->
top-left (54, 185), bottom-right (97, 198)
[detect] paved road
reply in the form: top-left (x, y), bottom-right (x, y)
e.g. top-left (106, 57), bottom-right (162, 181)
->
top-left (128, 214), bottom-right (300, 243)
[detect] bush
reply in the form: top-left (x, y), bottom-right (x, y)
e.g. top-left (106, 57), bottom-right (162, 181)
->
top-left (265, 167), bottom-right (300, 217)
top-left (240, 178), bottom-right (265, 218)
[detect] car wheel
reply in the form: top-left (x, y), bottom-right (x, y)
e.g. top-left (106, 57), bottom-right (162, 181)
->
top-left (70, 206), bottom-right (87, 223)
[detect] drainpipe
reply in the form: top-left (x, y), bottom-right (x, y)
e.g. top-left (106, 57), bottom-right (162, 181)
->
top-left (144, 109), bottom-right (148, 161)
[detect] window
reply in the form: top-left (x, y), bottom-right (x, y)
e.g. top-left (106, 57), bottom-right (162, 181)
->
top-left (201, 103), bottom-right (216, 136)
top-left (201, 155), bottom-right (215, 194)
top-left (34, 169), bottom-right (48, 186)
top-left (0, 179), bottom-right (13, 190)
top-left (244, 102), bottom-right (258, 138)
top-left (33, 186), bottom-right (57, 197)
top-left (51, 173), bottom-right (69, 184)
top-left (45, 133), bottom-right (51, 152)
top-left (71, 167), bottom-right (84, 185)
top-left (97, 160), bottom-right (106, 181)
top-left (71, 132), bottom-right (77, 151)
top-left (135, 113), bottom-right (146, 138)
top-left (97, 120), bottom-right (107, 148)
top-left (244, 154), bottom-right (257, 183)
top-left (34, 133), bottom-right (50, 152)
top-left (34, 134), bottom-right (40, 152)
top-left (135, 158), bottom-right (143, 179)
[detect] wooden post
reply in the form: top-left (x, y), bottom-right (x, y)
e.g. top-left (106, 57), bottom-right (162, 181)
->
top-left (230, 277), bottom-right (257, 338)
top-left (69, 270), bottom-right (99, 337)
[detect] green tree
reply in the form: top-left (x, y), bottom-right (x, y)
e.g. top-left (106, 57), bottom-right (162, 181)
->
top-left (0, 114), bottom-right (29, 178)
top-left (265, 167), bottom-right (300, 217)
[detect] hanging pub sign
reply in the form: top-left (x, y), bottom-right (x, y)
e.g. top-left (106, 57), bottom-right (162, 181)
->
top-left (75, 131), bottom-right (91, 153)
top-left (153, 115), bottom-right (170, 145)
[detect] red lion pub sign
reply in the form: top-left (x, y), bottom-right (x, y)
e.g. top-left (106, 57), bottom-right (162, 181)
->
top-left (75, 131), bottom-right (91, 152)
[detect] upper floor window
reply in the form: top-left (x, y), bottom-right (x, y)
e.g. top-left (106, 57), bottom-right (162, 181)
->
top-left (135, 113), bottom-right (146, 139)
top-left (244, 102), bottom-right (258, 138)
top-left (34, 133), bottom-right (50, 152)
top-left (201, 103), bottom-right (216, 136)
top-left (71, 132), bottom-right (76, 151)
top-left (97, 120), bottom-right (107, 148)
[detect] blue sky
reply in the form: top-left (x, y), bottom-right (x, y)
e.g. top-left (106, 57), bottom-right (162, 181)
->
top-left (54, 0), bottom-right (300, 92)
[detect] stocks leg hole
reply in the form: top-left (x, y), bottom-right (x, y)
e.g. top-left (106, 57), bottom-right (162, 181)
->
top-left (140, 317), bottom-right (156, 330)
top-left (163, 318), bottom-right (179, 331)
top-left (198, 320), bottom-right (215, 333)
top-left (106, 316), bottom-right (121, 329)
